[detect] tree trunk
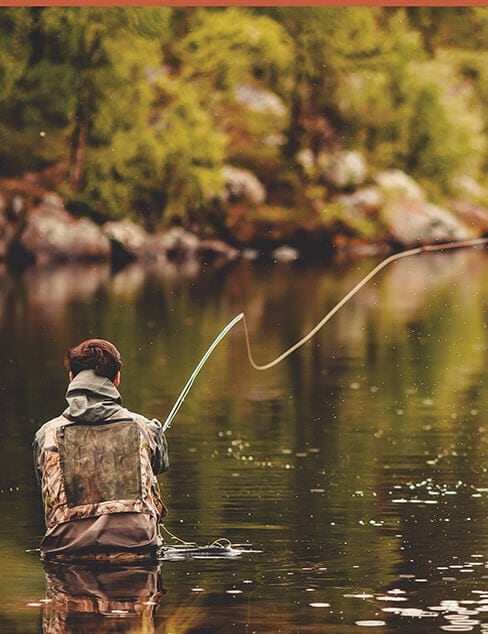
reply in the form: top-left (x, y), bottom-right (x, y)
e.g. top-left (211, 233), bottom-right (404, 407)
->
top-left (69, 101), bottom-right (89, 193)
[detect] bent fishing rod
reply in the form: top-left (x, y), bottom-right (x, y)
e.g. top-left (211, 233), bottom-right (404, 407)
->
top-left (162, 236), bottom-right (488, 432)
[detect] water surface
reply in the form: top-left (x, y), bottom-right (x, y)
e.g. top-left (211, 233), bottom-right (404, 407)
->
top-left (2, 248), bottom-right (488, 632)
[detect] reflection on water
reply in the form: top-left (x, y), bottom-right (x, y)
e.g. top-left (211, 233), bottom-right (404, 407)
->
top-left (41, 562), bottom-right (163, 634)
top-left (2, 247), bottom-right (488, 632)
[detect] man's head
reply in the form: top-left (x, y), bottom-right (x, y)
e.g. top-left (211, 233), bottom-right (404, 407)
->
top-left (64, 339), bottom-right (122, 384)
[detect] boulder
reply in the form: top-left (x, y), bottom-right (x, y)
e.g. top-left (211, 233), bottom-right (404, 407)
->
top-left (20, 194), bottom-right (111, 265)
top-left (150, 226), bottom-right (200, 262)
top-left (318, 150), bottom-right (368, 189)
top-left (381, 198), bottom-right (474, 246)
top-left (451, 175), bottom-right (487, 203)
top-left (234, 83), bottom-right (286, 117)
top-left (272, 245), bottom-right (299, 262)
top-left (104, 219), bottom-right (154, 263)
top-left (199, 239), bottom-right (240, 261)
top-left (374, 169), bottom-right (425, 203)
top-left (374, 170), bottom-right (475, 245)
top-left (336, 186), bottom-right (383, 216)
top-left (221, 165), bottom-right (266, 205)
top-left (450, 199), bottom-right (488, 233)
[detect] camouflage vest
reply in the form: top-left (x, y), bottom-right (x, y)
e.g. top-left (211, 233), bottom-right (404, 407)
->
top-left (38, 415), bottom-right (164, 529)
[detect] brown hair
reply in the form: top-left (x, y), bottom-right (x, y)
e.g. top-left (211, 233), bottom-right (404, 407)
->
top-left (64, 339), bottom-right (122, 382)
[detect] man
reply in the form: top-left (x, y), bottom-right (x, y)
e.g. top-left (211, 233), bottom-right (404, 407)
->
top-left (33, 339), bottom-right (169, 561)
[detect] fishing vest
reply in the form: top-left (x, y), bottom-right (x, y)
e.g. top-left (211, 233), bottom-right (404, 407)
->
top-left (38, 415), bottom-right (164, 530)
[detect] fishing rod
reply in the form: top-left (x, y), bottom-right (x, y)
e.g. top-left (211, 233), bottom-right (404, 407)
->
top-left (162, 236), bottom-right (488, 432)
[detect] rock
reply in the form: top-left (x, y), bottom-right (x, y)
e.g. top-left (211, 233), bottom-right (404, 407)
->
top-left (42, 192), bottom-right (64, 209)
top-left (450, 199), bottom-right (488, 233)
top-left (199, 239), bottom-right (240, 261)
top-left (373, 170), bottom-right (476, 245)
top-left (336, 186), bottom-right (383, 216)
top-left (374, 169), bottom-right (425, 202)
top-left (272, 245), bottom-right (299, 262)
top-left (319, 150), bottom-right (368, 189)
top-left (221, 165), bottom-right (266, 205)
top-left (160, 227), bottom-right (200, 260)
top-left (451, 175), bottom-right (487, 202)
top-left (242, 248), bottom-right (260, 260)
top-left (381, 198), bottom-right (474, 246)
top-left (234, 83), bottom-right (286, 117)
top-left (104, 219), bottom-right (151, 262)
top-left (297, 149), bottom-right (315, 174)
top-left (20, 195), bottom-right (111, 265)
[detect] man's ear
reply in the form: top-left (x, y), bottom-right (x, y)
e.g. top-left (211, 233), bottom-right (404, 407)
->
top-left (113, 371), bottom-right (121, 388)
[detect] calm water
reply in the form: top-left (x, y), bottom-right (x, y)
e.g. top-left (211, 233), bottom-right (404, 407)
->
top-left (2, 248), bottom-right (488, 633)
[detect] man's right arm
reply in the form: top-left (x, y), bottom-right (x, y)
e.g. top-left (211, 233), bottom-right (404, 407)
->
top-left (147, 418), bottom-right (169, 475)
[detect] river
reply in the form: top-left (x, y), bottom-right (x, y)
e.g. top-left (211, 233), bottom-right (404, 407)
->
top-left (1, 247), bottom-right (488, 633)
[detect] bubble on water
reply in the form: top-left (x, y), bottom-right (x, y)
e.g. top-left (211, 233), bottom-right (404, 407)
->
top-left (355, 620), bottom-right (387, 627)
top-left (343, 593), bottom-right (375, 599)
top-left (226, 589), bottom-right (243, 594)
top-left (309, 602), bottom-right (331, 608)
top-left (191, 587), bottom-right (205, 592)
top-left (390, 608), bottom-right (437, 618)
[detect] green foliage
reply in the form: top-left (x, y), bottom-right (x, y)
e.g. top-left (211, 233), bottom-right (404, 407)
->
top-left (3, 7), bottom-right (488, 236)
top-left (317, 201), bottom-right (381, 240)
top-left (0, 8), bottom-right (32, 100)
top-left (334, 12), bottom-right (486, 190)
top-left (178, 8), bottom-right (293, 94)
top-left (152, 76), bottom-right (226, 223)
top-left (404, 55), bottom-right (485, 188)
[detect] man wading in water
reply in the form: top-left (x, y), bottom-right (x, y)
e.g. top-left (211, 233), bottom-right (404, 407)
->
top-left (33, 339), bottom-right (169, 561)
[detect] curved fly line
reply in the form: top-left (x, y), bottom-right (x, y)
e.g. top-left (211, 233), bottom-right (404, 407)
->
top-left (162, 236), bottom-right (488, 432)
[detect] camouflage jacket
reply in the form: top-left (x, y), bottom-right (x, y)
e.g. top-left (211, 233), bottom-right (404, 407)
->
top-left (33, 370), bottom-right (169, 532)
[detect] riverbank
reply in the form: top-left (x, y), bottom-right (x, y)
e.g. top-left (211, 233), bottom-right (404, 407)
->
top-left (2, 162), bottom-right (488, 270)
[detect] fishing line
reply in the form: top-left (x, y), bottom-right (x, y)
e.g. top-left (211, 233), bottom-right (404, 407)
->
top-left (158, 523), bottom-right (247, 559)
top-left (162, 236), bottom-right (488, 432)
top-left (160, 236), bottom-right (488, 557)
